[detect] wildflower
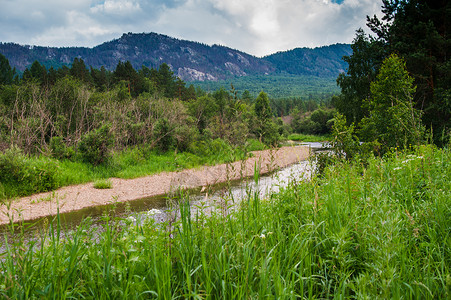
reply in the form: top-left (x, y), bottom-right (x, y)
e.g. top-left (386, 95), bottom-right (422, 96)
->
top-left (260, 233), bottom-right (266, 239)
top-left (147, 209), bottom-right (162, 216)
top-left (127, 216), bottom-right (136, 222)
top-left (135, 235), bottom-right (145, 243)
top-left (393, 167), bottom-right (402, 170)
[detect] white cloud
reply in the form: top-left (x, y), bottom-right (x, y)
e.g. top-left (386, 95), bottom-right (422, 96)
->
top-left (90, 0), bottom-right (142, 15)
top-left (0, 0), bottom-right (383, 56)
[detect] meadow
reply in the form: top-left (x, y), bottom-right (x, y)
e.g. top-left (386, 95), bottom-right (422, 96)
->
top-left (1, 144), bottom-right (448, 298)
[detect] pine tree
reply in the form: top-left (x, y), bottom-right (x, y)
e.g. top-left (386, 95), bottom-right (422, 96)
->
top-left (0, 54), bottom-right (15, 85)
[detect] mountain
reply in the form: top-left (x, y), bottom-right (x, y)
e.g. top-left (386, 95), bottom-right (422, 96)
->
top-left (0, 32), bottom-right (351, 81)
top-left (264, 44), bottom-right (352, 77)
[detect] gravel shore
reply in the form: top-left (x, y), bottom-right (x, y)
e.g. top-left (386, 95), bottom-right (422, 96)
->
top-left (0, 145), bottom-right (310, 225)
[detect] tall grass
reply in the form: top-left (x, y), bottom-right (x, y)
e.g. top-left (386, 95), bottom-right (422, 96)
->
top-left (0, 145), bottom-right (449, 298)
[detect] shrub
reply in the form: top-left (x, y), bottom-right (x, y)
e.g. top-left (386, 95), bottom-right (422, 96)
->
top-left (93, 179), bottom-right (113, 189)
top-left (0, 146), bottom-right (59, 198)
top-left (78, 124), bottom-right (114, 166)
top-left (152, 118), bottom-right (175, 152)
top-left (49, 136), bottom-right (74, 160)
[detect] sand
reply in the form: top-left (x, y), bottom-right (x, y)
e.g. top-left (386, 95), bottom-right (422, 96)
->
top-left (0, 145), bottom-right (310, 225)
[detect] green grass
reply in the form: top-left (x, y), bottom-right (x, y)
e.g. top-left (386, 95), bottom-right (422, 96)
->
top-left (287, 133), bottom-right (331, 142)
top-left (93, 179), bottom-right (113, 189)
top-left (1, 144), bottom-right (449, 298)
top-left (0, 140), bottom-right (252, 200)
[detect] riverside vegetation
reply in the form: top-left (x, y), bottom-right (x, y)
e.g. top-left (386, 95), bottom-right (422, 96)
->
top-left (1, 0), bottom-right (450, 297)
top-left (0, 145), bottom-right (448, 298)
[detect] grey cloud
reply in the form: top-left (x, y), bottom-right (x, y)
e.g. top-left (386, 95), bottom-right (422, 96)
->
top-left (0, 0), bottom-right (382, 56)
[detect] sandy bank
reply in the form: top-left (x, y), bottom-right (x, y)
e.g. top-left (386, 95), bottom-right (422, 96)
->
top-left (0, 145), bottom-right (310, 225)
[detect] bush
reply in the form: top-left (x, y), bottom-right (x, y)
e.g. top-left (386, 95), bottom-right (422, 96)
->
top-left (0, 146), bottom-right (59, 198)
top-left (152, 118), bottom-right (175, 152)
top-left (49, 136), bottom-right (74, 160)
top-left (78, 124), bottom-right (114, 166)
top-left (93, 179), bottom-right (113, 189)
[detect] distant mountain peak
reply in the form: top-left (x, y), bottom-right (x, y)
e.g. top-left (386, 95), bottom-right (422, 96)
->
top-left (0, 32), bottom-right (351, 81)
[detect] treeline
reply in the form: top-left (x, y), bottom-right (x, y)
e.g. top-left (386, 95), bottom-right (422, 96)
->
top-left (2, 56), bottom-right (197, 101)
top-left (0, 53), bottom-right (337, 157)
top-left (335, 0), bottom-right (450, 147)
top-left (1, 54), bottom-right (305, 162)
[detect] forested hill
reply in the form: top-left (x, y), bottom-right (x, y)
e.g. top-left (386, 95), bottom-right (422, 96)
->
top-left (0, 32), bottom-right (351, 81)
top-left (264, 44), bottom-right (352, 77)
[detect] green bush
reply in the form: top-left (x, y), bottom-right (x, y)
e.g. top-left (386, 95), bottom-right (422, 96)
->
top-left (0, 147), bottom-right (59, 198)
top-left (49, 136), bottom-right (74, 160)
top-left (153, 118), bottom-right (175, 152)
top-left (93, 179), bottom-right (113, 189)
top-left (77, 124), bottom-right (114, 166)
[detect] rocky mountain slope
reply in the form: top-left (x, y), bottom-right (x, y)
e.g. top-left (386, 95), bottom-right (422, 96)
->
top-left (0, 32), bottom-right (351, 81)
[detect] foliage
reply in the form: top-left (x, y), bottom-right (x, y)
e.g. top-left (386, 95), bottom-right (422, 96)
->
top-left (362, 54), bottom-right (425, 152)
top-left (194, 74), bottom-right (340, 99)
top-left (93, 179), bottom-right (113, 189)
top-left (0, 147), bottom-right (59, 199)
top-left (77, 124), bottom-right (114, 166)
top-left (291, 108), bottom-right (335, 135)
top-left (287, 133), bottom-right (330, 143)
top-left (0, 53), bottom-right (16, 85)
top-left (251, 91), bottom-right (280, 145)
top-left (335, 29), bottom-right (385, 124)
top-left (330, 113), bottom-right (361, 161)
top-left (152, 118), bottom-right (175, 152)
top-left (254, 91), bottom-right (272, 121)
top-left (263, 43), bottom-right (352, 77)
top-left (1, 146), bottom-right (448, 298)
top-left (332, 55), bottom-right (426, 160)
top-left (337, 0), bottom-right (451, 145)
top-left (49, 137), bottom-right (74, 160)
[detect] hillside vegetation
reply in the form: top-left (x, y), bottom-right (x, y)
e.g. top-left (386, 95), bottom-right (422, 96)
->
top-left (0, 33), bottom-right (350, 81)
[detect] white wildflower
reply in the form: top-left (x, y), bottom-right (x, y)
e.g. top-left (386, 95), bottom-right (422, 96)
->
top-left (147, 209), bottom-right (162, 216)
top-left (260, 233), bottom-right (266, 239)
top-left (394, 167), bottom-right (402, 170)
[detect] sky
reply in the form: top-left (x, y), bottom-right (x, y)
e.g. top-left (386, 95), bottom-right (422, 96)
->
top-left (0, 0), bottom-right (383, 57)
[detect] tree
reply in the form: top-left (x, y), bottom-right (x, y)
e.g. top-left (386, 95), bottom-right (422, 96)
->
top-left (70, 58), bottom-right (92, 84)
top-left (339, 0), bottom-right (450, 145)
top-left (0, 54), bottom-right (15, 85)
top-left (253, 91), bottom-right (279, 145)
top-left (23, 61), bottom-right (47, 84)
top-left (336, 29), bottom-right (386, 124)
top-left (254, 91), bottom-right (272, 121)
top-left (361, 54), bottom-right (425, 152)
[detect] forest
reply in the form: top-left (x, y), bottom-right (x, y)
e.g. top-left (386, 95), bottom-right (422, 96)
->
top-left (0, 0), bottom-right (449, 298)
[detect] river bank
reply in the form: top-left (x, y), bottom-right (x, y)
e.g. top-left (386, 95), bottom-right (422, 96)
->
top-left (0, 145), bottom-right (310, 225)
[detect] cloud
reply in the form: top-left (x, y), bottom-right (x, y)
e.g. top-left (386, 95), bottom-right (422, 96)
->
top-left (90, 0), bottom-right (142, 15)
top-left (0, 0), bottom-right (383, 56)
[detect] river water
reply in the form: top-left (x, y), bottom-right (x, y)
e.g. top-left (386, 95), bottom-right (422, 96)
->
top-left (0, 142), bottom-right (325, 245)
